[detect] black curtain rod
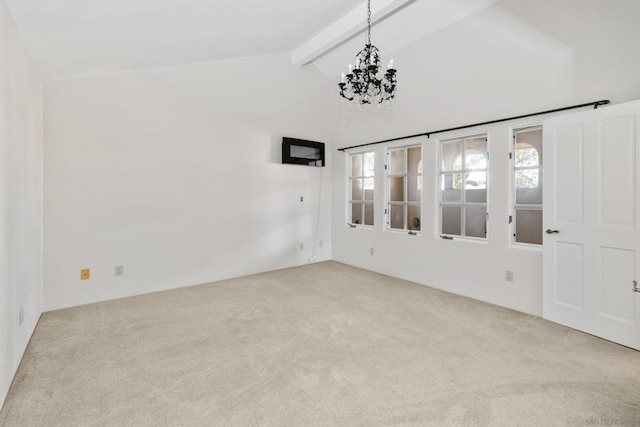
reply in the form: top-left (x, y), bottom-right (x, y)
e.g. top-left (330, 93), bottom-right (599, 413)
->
top-left (337, 99), bottom-right (610, 152)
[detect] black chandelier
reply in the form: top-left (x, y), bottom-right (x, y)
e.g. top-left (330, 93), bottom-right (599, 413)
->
top-left (338, 0), bottom-right (397, 105)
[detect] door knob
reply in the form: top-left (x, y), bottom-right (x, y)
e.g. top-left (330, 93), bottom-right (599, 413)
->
top-left (545, 229), bottom-right (560, 234)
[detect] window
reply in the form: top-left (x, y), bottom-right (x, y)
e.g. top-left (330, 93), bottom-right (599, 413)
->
top-left (386, 145), bottom-right (422, 232)
top-left (349, 151), bottom-right (375, 226)
top-left (512, 126), bottom-right (543, 245)
top-left (439, 135), bottom-right (488, 239)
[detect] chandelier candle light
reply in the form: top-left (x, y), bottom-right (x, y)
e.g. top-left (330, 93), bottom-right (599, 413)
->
top-left (338, 0), bottom-right (397, 105)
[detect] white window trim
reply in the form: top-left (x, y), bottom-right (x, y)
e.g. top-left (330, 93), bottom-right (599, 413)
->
top-left (509, 124), bottom-right (543, 249)
top-left (385, 143), bottom-right (423, 235)
top-left (346, 149), bottom-right (375, 229)
top-left (437, 132), bottom-right (490, 242)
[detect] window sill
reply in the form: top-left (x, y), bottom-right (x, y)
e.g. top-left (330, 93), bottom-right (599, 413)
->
top-left (510, 242), bottom-right (542, 252)
top-left (438, 235), bottom-right (488, 245)
top-left (346, 223), bottom-right (374, 230)
top-left (384, 228), bottom-right (422, 236)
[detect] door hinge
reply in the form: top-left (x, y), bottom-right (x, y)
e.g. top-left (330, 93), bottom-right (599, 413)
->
top-left (509, 152), bottom-right (513, 160)
top-left (384, 164), bottom-right (388, 170)
top-left (508, 215), bottom-right (513, 224)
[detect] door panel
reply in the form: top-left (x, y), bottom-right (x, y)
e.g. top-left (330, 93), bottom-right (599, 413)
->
top-left (598, 116), bottom-right (635, 228)
top-left (554, 242), bottom-right (584, 308)
top-left (553, 125), bottom-right (584, 224)
top-left (598, 247), bottom-right (635, 323)
top-left (544, 99), bottom-right (640, 351)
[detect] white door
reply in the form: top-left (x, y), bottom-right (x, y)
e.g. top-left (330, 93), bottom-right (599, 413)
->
top-left (543, 100), bottom-right (640, 350)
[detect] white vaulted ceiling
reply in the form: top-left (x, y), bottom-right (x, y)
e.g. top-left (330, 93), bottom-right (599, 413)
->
top-left (6, 0), bottom-right (640, 82)
top-left (6, 0), bottom-right (367, 80)
top-left (5, 0), bottom-right (497, 81)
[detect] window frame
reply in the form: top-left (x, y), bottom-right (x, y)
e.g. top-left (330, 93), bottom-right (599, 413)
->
top-left (437, 133), bottom-right (489, 242)
top-left (347, 150), bottom-right (375, 228)
top-left (510, 124), bottom-right (543, 248)
top-left (385, 144), bottom-right (423, 234)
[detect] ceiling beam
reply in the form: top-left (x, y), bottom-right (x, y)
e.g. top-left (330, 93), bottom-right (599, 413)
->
top-left (292, 0), bottom-right (414, 66)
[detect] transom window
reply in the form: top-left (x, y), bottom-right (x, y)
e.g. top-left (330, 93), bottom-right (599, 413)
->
top-left (512, 126), bottom-right (543, 245)
top-left (439, 135), bottom-right (488, 239)
top-left (348, 151), bottom-right (375, 226)
top-left (386, 145), bottom-right (422, 232)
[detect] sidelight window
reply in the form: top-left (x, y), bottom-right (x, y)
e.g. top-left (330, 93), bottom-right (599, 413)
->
top-left (511, 126), bottom-right (543, 245)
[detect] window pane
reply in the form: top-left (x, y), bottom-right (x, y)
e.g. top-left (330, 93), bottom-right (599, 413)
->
top-left (363, 152), bottom-right (375, 176)
top-left (515, 209), bottom-right (543, 245)
top-left (363, 178), bottom-right (374, 200)
top-left (466, 189), bottom-right (487, 204)
top-left (515, 146), bottom-right (540, 167)
top-left (364, 203), bottom-right (374, 226)
top-left (515, 129), bottom-right (542, 167)
top-left (390, 205), bottom-right (404, 229)
top-left (442, 206), bottom-right (461, 236)
top-left (351, 203), bottom-right (363, 225)
top-left (465, 171), bottom-right (486, 189)
top-left (389, 149), bottom-right (405, 174)
top-left (515, 169), bottom-right (540, 189)
top-left (465, 137), bottom-right (487, 170)
top-left (408, 176), bottom-right (421, 202)
top-left (390, 177), bottom-right (404, 202)
top-left (408, 205), bottom-right (421, 231)
top-left (408, 146), bottom-right (421, 174)
top-left (351, 178), bottom-right (363, 201)
top-left (441, 174), bottom-right (462, 202)
top-left (465, 172), bottom-right (487, 203)
top-left (351, 154), bottom-right (362, 177)
top-left (441, 139), bottom-right (462, 171)
top-left (465, 206), bottom-right (486, 238)
top-left (515, 172), bottom-right (542, 205)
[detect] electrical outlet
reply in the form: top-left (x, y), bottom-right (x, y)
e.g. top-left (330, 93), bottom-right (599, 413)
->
top-left (115, 265), bottom-right (124, 276)
top-left (300, 196), bottom-right (304, 202)
top-left (370, 247), bottom-right (374, 256)
top-left (81, 268), bottom-right (90, 280)
top-left (505, 270), bottom-right (514, 282)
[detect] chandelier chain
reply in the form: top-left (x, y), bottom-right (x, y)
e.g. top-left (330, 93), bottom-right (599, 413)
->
top-left (367, 0), bottom-right (371, 45)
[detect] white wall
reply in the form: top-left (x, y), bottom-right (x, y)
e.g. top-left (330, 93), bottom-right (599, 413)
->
top-left (330, 2), bottom-right (640, 316)
top-left (0, 0), bottom-right (43, 409)
top-left (44, 53), bottom-right (332, 310)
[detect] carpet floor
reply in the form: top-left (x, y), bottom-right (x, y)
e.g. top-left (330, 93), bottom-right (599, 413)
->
top-left (1, 261), bottom-right (639, 426)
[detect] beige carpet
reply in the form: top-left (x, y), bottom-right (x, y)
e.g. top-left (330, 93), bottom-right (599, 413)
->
top-left (1, 261), bottom-right (639, 426)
